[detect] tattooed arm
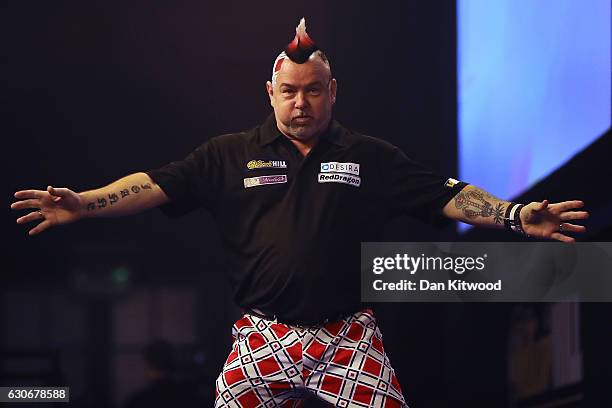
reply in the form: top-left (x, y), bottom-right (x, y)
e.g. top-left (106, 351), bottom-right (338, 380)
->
top-left (78, 172), bottom-right (168, 218)
top-left (442, 185), bottom-right (588, 242)
top-left (11, 172), bottom-right (168, 235)
top-left (441, 185), bottom-right (509, 228)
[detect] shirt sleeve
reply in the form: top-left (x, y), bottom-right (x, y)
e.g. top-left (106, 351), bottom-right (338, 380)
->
top-left (145, 140), bottom-right (220, 218)
top-left (387, 146), bottom-right (467, 224)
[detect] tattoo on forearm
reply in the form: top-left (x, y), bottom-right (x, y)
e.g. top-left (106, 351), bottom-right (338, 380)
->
top-left (493, 203), bottom-right (505, 224)
top-left (454, 190), bottom-right (506, 224)
top-left (85, 182), bottom-right (154, 211)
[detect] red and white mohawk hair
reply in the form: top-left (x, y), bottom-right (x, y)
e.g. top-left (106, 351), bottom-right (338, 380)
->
top-left (272, 18), bottom-right (319, 85)
top-left (285, 17), bottom-right (318, 63)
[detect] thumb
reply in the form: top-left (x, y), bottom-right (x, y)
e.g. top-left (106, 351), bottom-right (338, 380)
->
top-left (47, 185), bottom-right (71, 201)
top-left (532, 199), bottom-right (549, 212)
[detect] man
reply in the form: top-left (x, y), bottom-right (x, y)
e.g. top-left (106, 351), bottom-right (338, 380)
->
top-left (12, 19), bottom-right (587, 407)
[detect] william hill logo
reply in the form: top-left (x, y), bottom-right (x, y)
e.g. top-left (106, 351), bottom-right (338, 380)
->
top-left (247, 160), bottom-right (287, 170)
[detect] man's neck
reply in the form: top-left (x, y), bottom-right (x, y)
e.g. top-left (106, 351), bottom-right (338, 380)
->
top-left (288, 135), bottom-right (320, 157)
top-left (276, 120), bottom-right (330, 157)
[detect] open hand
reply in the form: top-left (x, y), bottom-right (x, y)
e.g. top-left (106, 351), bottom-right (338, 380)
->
top-left (520, 200), bottom-right (588, 242)
top-left (11, 186), bottom-right (83, 235)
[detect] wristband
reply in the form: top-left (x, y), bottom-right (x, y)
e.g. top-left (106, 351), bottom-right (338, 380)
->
top-left (504, 202), bottom-right (527, 236)
top-left (510, 204), bottom-right (526, 235)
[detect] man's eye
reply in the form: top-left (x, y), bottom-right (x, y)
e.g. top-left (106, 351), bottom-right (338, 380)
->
top-left (308, 89), bottom-right (321, 95)
top-left (282, 89), bottom-right (296, 94)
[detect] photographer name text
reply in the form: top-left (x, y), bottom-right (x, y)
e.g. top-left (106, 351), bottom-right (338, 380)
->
top-left (372, 279), bottom-right (502, 291)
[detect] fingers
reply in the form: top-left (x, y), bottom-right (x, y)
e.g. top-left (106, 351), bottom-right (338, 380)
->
top-left (550, 232), bottom-right (576, 243)
top-left (12, 188), bottom-right (59, 236)
top-left (560, 223), bottom-right (586, 233)
top-left (16, 211), bottom-right (45, 225)
top-left (29, 220), bottom-right (52, 236)
top-left (550, 200), bottom-right (585, 212)
top-left (560, 211), bottom-right (589, 221)
top-left (10, 199), bottom-right (41, 210)
top-left (14, 190), bottom-right (45, 199)
top-left (13, 186), bottom-right (70, 203)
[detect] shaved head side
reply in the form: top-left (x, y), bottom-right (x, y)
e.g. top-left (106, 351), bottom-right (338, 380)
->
top-left (272, 50), bottom-right (331, 87)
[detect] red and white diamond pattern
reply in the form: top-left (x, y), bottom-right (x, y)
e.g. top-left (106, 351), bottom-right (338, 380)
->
top-left (215, 309), bottom-right (408, 407)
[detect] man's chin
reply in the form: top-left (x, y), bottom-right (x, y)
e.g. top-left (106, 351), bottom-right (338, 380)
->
top-left (288, 125), bottom-right (316, 141)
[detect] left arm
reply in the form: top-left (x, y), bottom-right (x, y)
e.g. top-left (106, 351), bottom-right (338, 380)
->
top-left (442, 184), bottom-right (588, 242)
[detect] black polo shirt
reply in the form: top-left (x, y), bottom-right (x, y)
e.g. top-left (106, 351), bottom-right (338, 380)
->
top-left (146, 114), bottom-right (467, 324)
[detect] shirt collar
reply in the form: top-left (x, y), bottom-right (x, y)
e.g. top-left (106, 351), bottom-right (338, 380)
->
top-left (258, 113), bottom-right (350, 148)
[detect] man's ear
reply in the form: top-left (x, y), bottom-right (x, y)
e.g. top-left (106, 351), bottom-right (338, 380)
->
top-left (330, 78), bottom-right (337, 105)
top-left (266, 81), bottom-right (274, 107)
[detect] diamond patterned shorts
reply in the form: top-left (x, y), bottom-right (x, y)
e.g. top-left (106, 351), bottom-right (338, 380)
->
top-left (215, 309), bottom-right (408, 407)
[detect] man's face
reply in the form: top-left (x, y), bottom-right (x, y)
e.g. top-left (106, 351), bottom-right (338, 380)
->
top-left (266, 56), bottom-right (337, 141)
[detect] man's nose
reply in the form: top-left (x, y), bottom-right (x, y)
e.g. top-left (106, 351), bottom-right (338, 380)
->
top-left (294, 91), bottom-right (307, 109)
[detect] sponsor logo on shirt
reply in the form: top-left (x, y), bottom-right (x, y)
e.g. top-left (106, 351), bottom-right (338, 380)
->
top-left (244, 175), bottom-right (287, 188)
top-left (445, 178), bottom-right (459, 188)
top-left (317, 172), bottom-right (361, 187)
top-left (247, 160), bottom-right (287, 170)
top-left (320, 162), bottom-right (360, 176)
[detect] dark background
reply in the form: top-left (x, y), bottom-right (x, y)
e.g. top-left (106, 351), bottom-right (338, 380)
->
top-left (4, 1), bottom-right (611, 407)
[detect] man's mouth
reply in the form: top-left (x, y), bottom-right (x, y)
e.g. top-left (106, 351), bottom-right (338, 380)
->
top-left (292, 116), bottom-right (312, 123)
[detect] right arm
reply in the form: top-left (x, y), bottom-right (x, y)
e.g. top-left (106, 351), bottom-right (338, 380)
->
top-left (11, 172), bottom-right (168, 235)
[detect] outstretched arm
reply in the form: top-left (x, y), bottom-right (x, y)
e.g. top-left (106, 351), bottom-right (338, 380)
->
top-left (11, 172), bottom-right (168, 236)
top-left (442, 184), bottom-right (588, 242)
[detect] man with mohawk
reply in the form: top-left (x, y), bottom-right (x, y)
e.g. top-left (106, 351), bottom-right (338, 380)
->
top-left (12, 18), bottom-right (588, 407)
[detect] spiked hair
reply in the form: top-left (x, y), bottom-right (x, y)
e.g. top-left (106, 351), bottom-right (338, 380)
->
top-left (271, 18), bottom-right (330, 86)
